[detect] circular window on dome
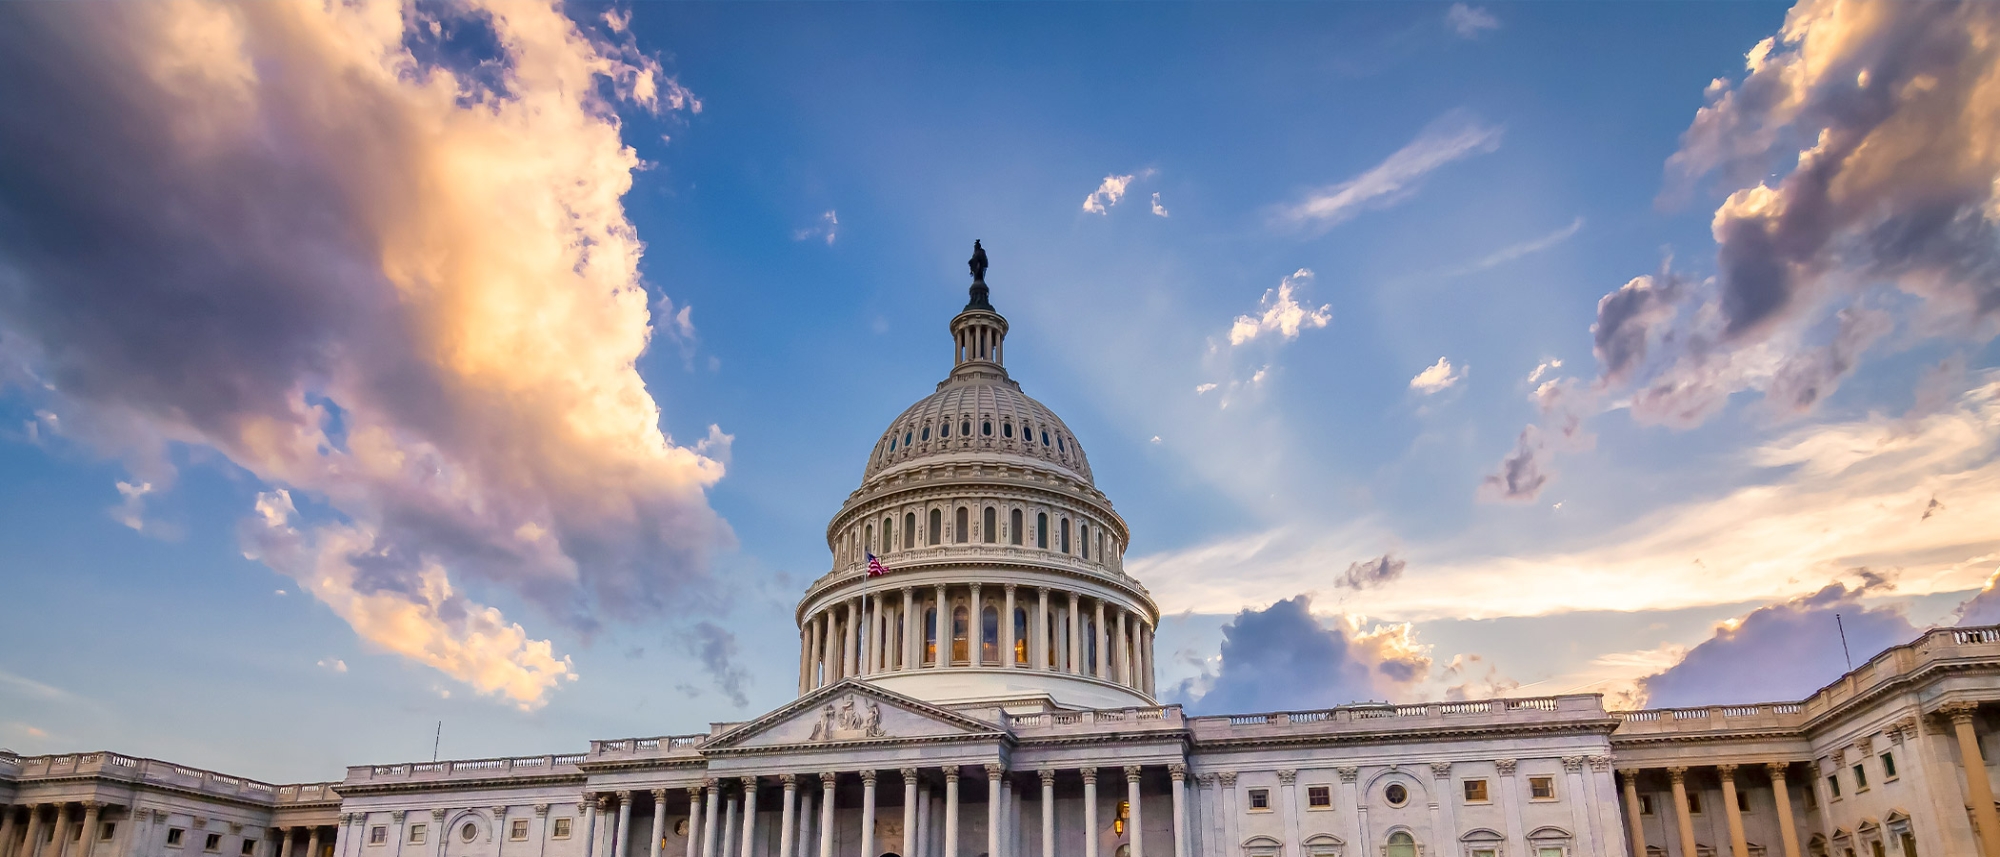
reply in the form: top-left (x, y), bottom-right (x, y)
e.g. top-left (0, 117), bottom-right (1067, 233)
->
top-left (1002, 422), bottom-right (1013, 438)
top-left (1384, 783), bottom-right (1409, 807)
top-left (459, 823), bottom-right (476, 843)
top-left (922, 427), bottom-right (931, 441)
top-left (982, 421), bottom-right (992, 436)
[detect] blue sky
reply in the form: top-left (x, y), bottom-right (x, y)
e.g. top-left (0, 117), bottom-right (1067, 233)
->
top-left (2, 0), bottom-right (1998, 783)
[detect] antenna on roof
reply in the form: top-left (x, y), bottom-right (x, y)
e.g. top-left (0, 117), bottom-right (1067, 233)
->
top-left (433, 721), bottom-right (442, 762)
top-left (1836, 613), bottom-right (1854, 671)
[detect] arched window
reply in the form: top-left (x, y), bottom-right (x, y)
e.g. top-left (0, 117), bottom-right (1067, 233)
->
top-left (1037, 513), bottom-right (1049, 549)
top-left (983, 507), bottom-right (997, 543)
top-left (1046, 611), bottom-right (1058, 667)
top-left (904, 431), bottom-right (913, 446)
top-left (960, 420), bottom-right (971, 436)
top-left (904, 512), bottom-right (916, 549)
top-left (1080, 523), bottom-right (1090, 559)
top-left (1386, 832), bottom-right (1416, 857)
top-left (883, 517), bottom-right (894, 553)
top-left (1003, 422), bottom-right (1014, 438)
top-left (982, 421), bottom-right (992, 436)
top-left (1060, 518), bottom-right (1071, 554)
top-left (1010, 509), bottom-right (1023, 545)
top-left (951, 606), bottom-right (969, 663)
top-left (1058, 435), bottom-right (1067, 453)
top-left (928, 509), bottom-right (942, 546)
top-left (889, 436), bottom-right (896, 451)
top-left (865, 524), bottom-right (874, 553)
top-left (1085, 614), bottom-right (1097, 668)
top-left (939, 421), bottom-right (949, 438)
top-left (955, 507), bottom-right (969, 544)
top-left (924, 608), bottom-right (938, 665)
top-left (1041, 430), bottom-right (1050, 446)
top-left (1013, 608), bottom-right (1029, 664)
top-left (981, 606), bottom-right (999, 662)
top-left (922, 426), bottom-right (931, 441)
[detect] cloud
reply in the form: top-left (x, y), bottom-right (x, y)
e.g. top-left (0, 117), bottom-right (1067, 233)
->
top-left (1638, 580), bottom-right (1918, 707)
top-left (1460, 217), bottom-right (1582, 273)
top-left (1280, 111), bottom-right (1502, 229)
top-left (792, 210), bottom-right (838, 245)
top-left (1082, 173), bottom-right (1137, 214)
top-left (1526, 359), bottom-right (1564, 384)
top-left (1445, 4), bottom-right (1501, 39)
top-left (110, 480), bottom-right (154, 531)
top-left (1440, 654), bottom-right (1520, 701)
top-left (1194, 383), bottom-right (1218, 395)
top-left (1150, 192), bottom-right (1170, 217)
top-left (680, 620), bottom-right (750, 707)
top-left (1229, 269), bottom-right (1331, 346)
top-left (0, 0), bottom-right (725, 707)
top-left (1338, 553), bottom-right (1406, 590)
top-left (1171, 595), bottom-right (1430, 713)
top-left (1408, 357), bottom-right (1465, 394)
top-left (1479, 426), bottom-right (1551, 503)
top-left (1953, 569), bottom-right (2000, 625)
top-left (1138, 376), bottom-right (2000, 621)
top-left (317, 658), bottom-right (348, 673)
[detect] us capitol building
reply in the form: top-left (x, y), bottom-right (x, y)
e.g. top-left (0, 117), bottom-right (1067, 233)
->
top-left (5, 248), bottom-right (2000, 857)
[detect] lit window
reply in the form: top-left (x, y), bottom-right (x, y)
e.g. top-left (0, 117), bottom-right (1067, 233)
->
top-left (409, 825), bottom-right (427, 845)
top-left (1384, 783), bottom-right (1409, 806)
top-left (1881, 752), bottom-right (1897, 779)
top-left (1247, 789), bottom-right (1271, 811)
top-left (551, 819), bottom-right (572, 840)
top-left (1529, 776), bottom-right (1556, 800)
top-left (509, 820), bottom-right (528, 841)
top-left (1013, 608), bottom-right (1029, 664)
top-left (952, 606), bottom-right (969, 662)
top-left (982, 606), bottom-right (1000, 661)
top-left (924, 608), bottom-right (939, 664)
top-left (1852, 763), bottom-right (1868, 791)
top-left (369, 828), bottom-right (387, 846)
top-left (168, 830), bottom-right (186, 848)
top-left (1464, 779), bottom-right (1490, 803)
top-left (205, 834), bottom-right (223, 853)
top-left (1307, 786), bottom-right (1331, 808)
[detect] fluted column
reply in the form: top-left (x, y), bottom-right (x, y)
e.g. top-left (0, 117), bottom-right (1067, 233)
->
top-left (1947, 703), bottom-right (2000, 857)
top-left (684, 789), bottom-right (703, 857)
top-left (933, 585), bottom-right (948, 669)
top-left (702, 782), bottom-right (721, 857)
top-left (819, 613), bottom-right (837, 684)
top-left (1115, 610), bottom-right (1130, 685)
top-left (943, 769), bottom-right (960, 857)
top-left (1129, 619), bottom-right (1144, 690)
top-left (795, 789), bottom-right (814, 857)
top-left (984, 767), bottom-right (1003, 857)
top-left (858, 771), bottom-right (877, 857)
top-left (969, 584), bottom-right (984, 667)
top-left (862, 593), bottom-right (877, 676)
top-left (901, 588), bottom-right (917, 671)
top-left (612, 793), bottom-right (633, 857)
top-left (1666, 768), bottom-right (1697, 857)
top-left (22, 805), bottom-right (44, 857)
top-left (1067, 593), bottom-right (1082, 674)
top-left (1125, 768), bottom-right (1145, 857)
top-left (1618, 771), bottom-right (1645, 857)
top-left (817, 775), bottom-right (836, 857)
top-left (49, 806), bottom-right (69, 857)
top-left (1039, 771), bottom-right (1056, 857)
top-left (1094, 602), bottom-right (1109, 679)
top-left (738, 780), bottom-right (758, 857)
top-left (1169, 765), bottom-right (1188, 857)
top-left (78, 805), bottom-right (101, 857)
top-left (846, 598), bottom-right (863, 677)
top-left (798, 625), bottom-right (811, 694)
top-left (777, 778), bottom-right (797, 857)
top-left (1036, 588), bottom-right (1050, 671)
top-left (1003, 585), bottom-right (1018, 668)
top-left (277, 827), bottom-right (293, 857)
top-left (1716, 765), bottom-right (1749, 857)
top-left (649, 791), bottom-right (668, 857)
top-left (1082, 769), bottom-right (1099, 857)
top-left (901, 770), bottom-right (919, 857)
top-left (1766, 764), bottom-right (1801, 857)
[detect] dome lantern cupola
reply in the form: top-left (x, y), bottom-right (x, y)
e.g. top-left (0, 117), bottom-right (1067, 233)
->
top-left (950, 239), bottom-right (1008, 380)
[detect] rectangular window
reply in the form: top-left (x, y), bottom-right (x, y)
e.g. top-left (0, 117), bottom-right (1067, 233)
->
top-left (369, 828), bottom-right (387, 846)
top-left (1804, 784), bottom-right (1817, 810)
top-left (1881, 752), bottom-right (1898, 780)
top-left (205, 834), bottom-right (223, 853)
top-left (509, 820), bottom-right (529, 841)
top-left (409, 825), bottom-right (427, 845)
top-left (1639, 795), bottom-right (1655, 815)
top-left (1247, 788), bottom-right (1271, 811)
top-left (1472, 850), bottom-right (1497, 857)
top-left (168, 830), bottom-right (186, 848)
top-left (1529, 776), bottom-right (1556, 800)
top-left (1827, 774), bottom-right (1842, 798)
top-left (1853, 763), bottom-right (1869, 791)
top-left (102, 824), bottom-right (117, 841)
top-left (1463, 779), bottom-right (1490, 803)
top-left (1307, 786), bottom-right (1331, 809)
top-left (551, 819), bottom-right (572, 840)
top-left (1687, 791), bottom-right (1703, 814)
top-left (1737, 789), bottom-right (1751, 812)
top-left (241, 839), bottom-right (256, 856)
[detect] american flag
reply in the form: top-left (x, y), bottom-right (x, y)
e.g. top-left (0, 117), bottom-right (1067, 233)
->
top-left (865, 552), bottom-right (890, 577)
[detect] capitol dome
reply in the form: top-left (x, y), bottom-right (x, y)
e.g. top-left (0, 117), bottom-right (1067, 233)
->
top-left (793, 244), bottom-right (1157, 711)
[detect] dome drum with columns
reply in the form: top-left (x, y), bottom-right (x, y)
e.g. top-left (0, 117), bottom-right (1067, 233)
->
top-left (796, 257), bottom-right (1156, 711)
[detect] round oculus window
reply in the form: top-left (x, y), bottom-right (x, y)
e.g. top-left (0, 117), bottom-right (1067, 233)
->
top-left (459, 824), bottom-right (476, 843)
top-left (1384, 783), bottom-right (1409, 806)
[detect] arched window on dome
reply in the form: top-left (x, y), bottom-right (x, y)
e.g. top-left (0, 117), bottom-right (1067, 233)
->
top-left (928, 509), bottom-right (942, 546)
top-left (940, 421), bottom-right (949, 438)
top-left (1084, 614), bottom-right (1097, 670)
top-left (904, 431), bottom-right (913, 446)
top-left (1009, 509), bottom-right (1023, 545)
top-left (1060, 518), bottom-right (1071, 554)
top-left (1036, 513), bottom-right (1048, 549)
top-left (983, 507), bottom-right (997, 543)
top-left (1041, 430), bottom-right (1051, 446)
top-left (922, 426), bottom-right (931, 441)
top-left (924, 607), bottom-right (938, 665)
top-left (951, 606), bottom-right (969, 664)
top-left (960, 420), bottom-right (971, 436)
top-left (1080, 523), bottom-right (1090, 559)
top-left (883, 517), bottom-right (894, 553)
top-left (954, 507), bottom-right (968, 544)
top-left (981, 605), bottom-right (999, 663)
top-left (888, 437), bottom-right (896, 452)
top-left (1097, 531), bottom-right (1105, 563)
top-left (1003, 422), bottom-right (1014, 439)
top-left (982, 420), bottom-right (992, 437)
top-left (1013, 607), bottom-right (1028, 665)
top-left (1058, 435), bottom-right (1066, 453)
top-left (903, 512), bottom-right (916, 549)
top-left (865, 524), bottom-right (874, 554)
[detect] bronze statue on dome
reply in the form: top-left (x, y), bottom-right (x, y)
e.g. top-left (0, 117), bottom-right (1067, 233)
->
top-left (969, 239), bottom-right (988, 284)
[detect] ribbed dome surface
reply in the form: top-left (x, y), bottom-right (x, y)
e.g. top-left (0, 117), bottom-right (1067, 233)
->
top-left (865, 377), bottom-right (1093, 484)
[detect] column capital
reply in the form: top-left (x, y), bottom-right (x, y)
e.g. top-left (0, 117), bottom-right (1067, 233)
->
top-left (392, 812), bottom-right (407, 823)
top-left (1126, 766), bottom-right (1145, 783)
top-left (861, 770), bottom-right (878, 786)
top-left (1940, 700), bottom-right (1982, 723)
top-left (1196, 773), bottom-right (1217, 787)
top-left (1494, 759), bottom-right (1518, 776)
top-left (617, 789), bottom-right (633, 799)
top-left (899, 768), bottom-right (919, 782)
top-left (780, 774), bottom-right (797, 787)
top-left (1218, 772), bottom-right (1239, 787)
top-left (1334, 767), bottom-right (1356, 783)
top-left (1004, 583), bottom-right (1018, 593)
top-left (1562, 757), bottom-right (1584, 773)
top-left (81, 801), bottom-right (101, 810)
top-left (943, 768), bottom-right (960, 784)
top-left (1665, 766), bottom-right (1688, 783)
top-left (741, 777), bottom-right (758, 794)
top-left (1429, 762), bottom-right (1452, 779)
top-left (492, 806), bottom-right (510, 818)
top-left (1716, 763), bottom-right (1738, 779)
top-left (1168, 764), bottom-right (1186, 781)
top-left (1274, 770), bottom-right (1295, 785)
top-left (1080, 768), bottom-right (1097, 785)
top-left (1589, 756), bottom-right (1613, 773)
top-left (984, 764), bottom-right (1003, 781)
top-left (819, 772), bottom-right (838, 789)
top-left (1040, 769), bottom-right (1057, 787)
top-left (703, 778), bottom-right (719, 791)
top-left (534, 806), bottom-right (550, 817)
top-left (433, 808), bottom-right (448, 821)
top-left (1763, 763), bottom-right (1791, 781)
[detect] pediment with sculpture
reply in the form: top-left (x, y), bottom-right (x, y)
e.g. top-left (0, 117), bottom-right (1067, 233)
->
top-left (708, 680), bottom-right (1003, 750)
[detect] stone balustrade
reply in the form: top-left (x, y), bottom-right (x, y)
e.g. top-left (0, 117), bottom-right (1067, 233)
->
top-left (1007, 704), bottom-right (1183, 731)
top-left (6, 752), bottom-right (338, 806)
top-left (1187, 694), bottom-right (1605, 740)
top-left (344, 754), bottom-right (585, 784)
top-left (587, 734), bottom-right (711, 761)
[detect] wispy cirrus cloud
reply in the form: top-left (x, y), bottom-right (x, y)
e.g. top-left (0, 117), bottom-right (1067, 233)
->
top-left (0, 0), bottom-right (726, 708)
top-left (1279, 111), bottom-right (1502, 230)
top-left (1449, 217), bottom-right (1583, 276)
